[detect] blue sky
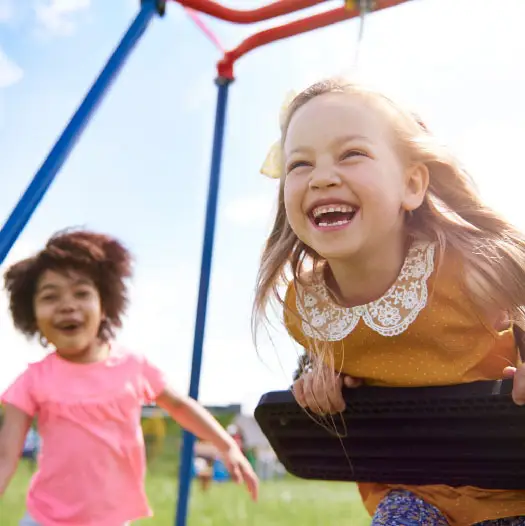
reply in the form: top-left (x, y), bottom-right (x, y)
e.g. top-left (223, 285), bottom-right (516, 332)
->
top-left (1, 0), bottom-right (525, 413)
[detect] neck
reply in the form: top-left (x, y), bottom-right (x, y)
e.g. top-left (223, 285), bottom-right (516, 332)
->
top-left (325, 233), bottom-right (409, 307)
top-left (56, 340), bottom-right (109, 364)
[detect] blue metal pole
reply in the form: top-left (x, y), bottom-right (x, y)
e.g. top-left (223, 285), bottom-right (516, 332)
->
top-left (175, 77), bottom-right (232, 526)
top-left (0, 0), bottom-right (162, 265)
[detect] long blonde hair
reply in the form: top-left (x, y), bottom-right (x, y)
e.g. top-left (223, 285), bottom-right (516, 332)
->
top-left (253, 78), bottom-right (525, 348)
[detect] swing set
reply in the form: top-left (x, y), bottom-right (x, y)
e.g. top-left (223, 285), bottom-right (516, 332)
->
top-left (6, 1), bottom-right (520, 525)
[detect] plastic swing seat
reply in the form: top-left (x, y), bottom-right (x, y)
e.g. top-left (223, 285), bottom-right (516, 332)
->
top-left (254, 328), bottom-right (525, 490)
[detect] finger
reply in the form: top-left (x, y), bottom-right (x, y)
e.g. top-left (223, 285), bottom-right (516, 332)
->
top-left (229, 462), bottom-right (242, 484)
top-left (328, 374), bottom-right (363, 413)
top-left (343, 375), bottom-right (362, 388)
top-left (292, 378), bottom-right (307, 408)
top-left (322, 374), bottom-right (345, 413)
top-left (511, 365), bottom-right (525, 405)
top-left (503, 366), bottom-right (517, 379)
top-left (304, 369), bottom-right (341, 414)
top-left (240, 463), bottom-right (259, 501)
top-left (312, 370), bottom-right (337, 414)
top-left (310, 373), bottom-right (328, 414)
top-left (321, 368), bottom-right (352, 413)
top-left (303, 373), bottom-right (323, 413)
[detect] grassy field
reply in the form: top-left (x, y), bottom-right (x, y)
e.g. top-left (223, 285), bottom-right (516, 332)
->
top-left (1, 459), bottom-right (371, 525)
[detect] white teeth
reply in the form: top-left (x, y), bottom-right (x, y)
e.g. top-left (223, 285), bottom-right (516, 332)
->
top-left (318, 219), bottom-right (352, 227)
top-left (312, 204), bottom-right (355, 218)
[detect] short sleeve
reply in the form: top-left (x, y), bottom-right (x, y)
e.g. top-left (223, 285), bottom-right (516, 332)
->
top-left (140, 355), bottom-right (167, 404)
top-left (0, 367), bottom-right (38, 417)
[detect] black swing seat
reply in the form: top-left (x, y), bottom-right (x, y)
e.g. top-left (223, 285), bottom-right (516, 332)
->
top-left (254, 378), bottom-right (525, 490)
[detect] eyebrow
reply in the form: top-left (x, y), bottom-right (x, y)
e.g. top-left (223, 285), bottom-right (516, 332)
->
top-left (37, 278), bottom-right (93, 294)
top-left (335, 134), bottom-right (370, 145)
top-left (287, 134), bottom-right (371, 156)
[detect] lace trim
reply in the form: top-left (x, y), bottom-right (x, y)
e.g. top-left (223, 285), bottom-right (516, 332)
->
top-left (296, 241), bottom-right (436, 341)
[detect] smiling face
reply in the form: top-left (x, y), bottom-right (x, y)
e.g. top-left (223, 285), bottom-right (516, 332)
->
top-left (283, 92), bottom-right (420, 263)
top-left (34, 269), bottom-right (103, 359)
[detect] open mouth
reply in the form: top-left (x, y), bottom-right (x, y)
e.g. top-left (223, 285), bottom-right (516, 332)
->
top-left (56, 321), bottom-right (83, 334)
top-left (309, 204), bottom-right (359, 229)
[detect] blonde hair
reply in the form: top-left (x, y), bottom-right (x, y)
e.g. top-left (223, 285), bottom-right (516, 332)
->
top-left (253, 78), bottom-right (525, 354)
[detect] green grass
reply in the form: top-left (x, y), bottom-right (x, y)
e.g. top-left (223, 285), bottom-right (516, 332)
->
top-left (1, 459), bottom-right (371, 525)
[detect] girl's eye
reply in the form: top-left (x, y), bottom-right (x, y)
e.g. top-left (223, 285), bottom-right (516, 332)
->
top-left (287, 160), bottom-right (311, 173)
top-left (75, 290), bottom-right (91, 298)
top-left (342, 149), bottom-right (367, 160)
top-left (40, 295), bottom-right (56, 302)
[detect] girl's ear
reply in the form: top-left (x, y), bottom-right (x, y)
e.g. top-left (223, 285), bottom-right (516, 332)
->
top-left (402, 162), bottom-right (429, 211)
top-left (99, 314), bottom-right (109, 335)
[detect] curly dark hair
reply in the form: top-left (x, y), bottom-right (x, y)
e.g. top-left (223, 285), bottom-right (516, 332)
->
top-left (3, 228), bottom-right (133, 341)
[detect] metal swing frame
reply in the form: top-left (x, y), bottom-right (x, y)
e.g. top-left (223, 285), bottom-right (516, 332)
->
top-left (0, 1), bottom-right (413, 524)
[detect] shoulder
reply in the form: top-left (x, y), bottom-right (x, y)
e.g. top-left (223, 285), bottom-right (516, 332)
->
top-left (0, 356), bottom-right (52, 415)
top-left (463, 257), bottom-right (501, 301)
top-left (436, 241), bottom-right (500, 296)
top-left (107, 343), bottom-right (151, 369)
top-left (443, 245), bottom-right (510, 331)
top-left (16, 353), bottom-right (55, 379)
top-left (110, 343), bottom-right (164, 377)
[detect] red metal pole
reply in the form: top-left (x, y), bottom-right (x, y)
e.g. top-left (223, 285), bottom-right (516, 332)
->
top-left (172, 0), bottom-right (330, 24)
top-left (217, 0), bottom-right (412, 79)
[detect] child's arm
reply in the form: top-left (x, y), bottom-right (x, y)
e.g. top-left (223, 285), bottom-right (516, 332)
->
top-left (156, 387), bottom-right (258, 501)
top-left (0, 404), bottom-right (31, 496)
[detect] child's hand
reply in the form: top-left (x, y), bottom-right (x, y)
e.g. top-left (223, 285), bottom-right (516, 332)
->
top-left (221, 445), bottom-right (259, 501)
top-left (292, 365), bottom-right (361, 415)
top-left (503, 364), bottom-right (525, 405)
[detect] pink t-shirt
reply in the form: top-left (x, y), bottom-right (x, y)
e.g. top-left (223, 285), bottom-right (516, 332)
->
top-left (1, 344), bottom-right (167, 526)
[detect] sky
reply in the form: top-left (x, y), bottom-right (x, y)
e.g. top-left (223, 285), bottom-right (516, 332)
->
top-left (1, 0), bottom-right (525, 414)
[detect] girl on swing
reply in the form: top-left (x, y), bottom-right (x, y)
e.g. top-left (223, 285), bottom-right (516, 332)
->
top-left (254, 78), bottom-right (525, 525)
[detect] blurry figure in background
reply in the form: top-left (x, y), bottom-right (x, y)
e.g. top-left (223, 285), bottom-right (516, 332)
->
top-left (256, 447), bottom-right (282, 481)
top-left (141, 407), bottom-right (166, 464)
top-left (194, 440), bottom-right (217, 492)
top-left (227, 424), bottom-right (245, 454)
top-left (22, 427), bottom-right (40, 471)
top-left (227, 423), bottom-right (258, 469)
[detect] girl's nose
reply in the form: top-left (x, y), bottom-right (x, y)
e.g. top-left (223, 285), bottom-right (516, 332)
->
top-left (58, 296), bottom-right (75, 312)
top-left (309, 167), bottom-right (341, 190)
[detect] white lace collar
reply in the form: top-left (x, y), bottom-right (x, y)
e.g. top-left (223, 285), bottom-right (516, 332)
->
top-left (295, 241), bottom-right (436, 341)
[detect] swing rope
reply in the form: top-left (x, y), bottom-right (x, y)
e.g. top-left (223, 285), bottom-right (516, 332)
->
top-left (346, 0), bottom-right (372, 68)
top-left (183, 7), bottom-right (224, 52)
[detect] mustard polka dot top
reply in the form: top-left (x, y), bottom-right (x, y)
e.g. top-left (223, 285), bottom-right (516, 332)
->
top-left (284, 240), bottom-right (525, 525)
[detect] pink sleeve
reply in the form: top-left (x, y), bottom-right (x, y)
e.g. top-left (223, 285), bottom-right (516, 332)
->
top-left (141, 355), bottom-right (167, 404)
top-left (1, 367), bottom-right (38, 417)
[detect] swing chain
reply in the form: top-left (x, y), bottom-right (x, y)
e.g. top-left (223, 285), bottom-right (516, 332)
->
top-left (349, 0), bottom-right (373, 68)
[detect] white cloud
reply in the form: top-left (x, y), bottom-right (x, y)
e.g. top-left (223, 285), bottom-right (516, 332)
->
top-left (0, 1), bottom-right (22, 90)
top-left (34, 0), bottom-right (91, 36)
top-left (0, 47), bottom-right (23, 88)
